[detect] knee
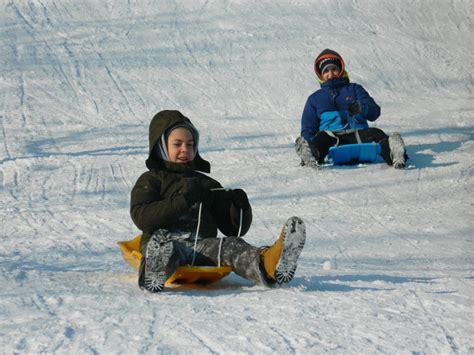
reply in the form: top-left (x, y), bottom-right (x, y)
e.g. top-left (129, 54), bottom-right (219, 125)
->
top-left (367, 128), bottom-right (388, 142)
top-left (314, 131), bottom-right (334, 141)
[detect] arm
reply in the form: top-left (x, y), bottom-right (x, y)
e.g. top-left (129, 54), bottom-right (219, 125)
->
top-left (130, 173), bottom-right (190, 233)
top-left (211, 189), bottom-right (252, 237)
top-left (354, 84), bottom-right (381, 122)
top-left (301, 95), bottom-right (320, 143)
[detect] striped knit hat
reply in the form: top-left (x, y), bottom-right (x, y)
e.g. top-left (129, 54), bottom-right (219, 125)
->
top-left (314, 49), bottom-right (345, 81)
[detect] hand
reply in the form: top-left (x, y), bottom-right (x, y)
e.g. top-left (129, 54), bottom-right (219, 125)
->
top-left (348, 101), bottom-right (362, 116)
top-left (231, 189), bottom-right (250, 210)
top-left (182, 178), bottom-right (211, 206)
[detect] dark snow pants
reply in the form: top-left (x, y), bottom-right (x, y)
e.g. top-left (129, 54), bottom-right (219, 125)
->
top-left (310, 127), bottom-right (392, 165)
top-left (144, 230), bottom-right (268, 286)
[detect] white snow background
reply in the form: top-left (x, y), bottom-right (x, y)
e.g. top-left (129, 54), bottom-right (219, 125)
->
top-left (1, 0), bottom-right (473, 353)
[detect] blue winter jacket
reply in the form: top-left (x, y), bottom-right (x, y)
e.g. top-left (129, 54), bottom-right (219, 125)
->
top-left (300, 77), bottom-right (381, 143)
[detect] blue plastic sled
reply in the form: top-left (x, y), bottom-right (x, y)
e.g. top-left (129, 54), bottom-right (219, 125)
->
top-left (328, 143), bottom-right (381, 165)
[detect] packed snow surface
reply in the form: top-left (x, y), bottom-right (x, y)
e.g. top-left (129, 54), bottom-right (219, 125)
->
top-left (1, 0), bottom-right (473, 353)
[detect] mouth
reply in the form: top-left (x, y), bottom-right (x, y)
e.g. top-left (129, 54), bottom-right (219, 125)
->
top-left (177, 157), bottom-right (189, 163)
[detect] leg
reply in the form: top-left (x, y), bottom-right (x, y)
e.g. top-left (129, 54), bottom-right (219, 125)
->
top-left (354, 127), bottom-right (389, 143)
top-left (261, 216), bottom-right (306, 285)
top-left (388, 132), bottom-right (408, 168)
top-left (357, 128), bottom-right (407, 168)
top-left (295, 136), bottom-right (318, 167)
top-left (138, 230), bottom-right (189, 293)
top-left (194, 217), bottom-right (306, 287)
top-left (310, 131), bottom-right (339, 164)
top-left (193, 237), bottom-right (268, 285)
top-left (355, 128), bottom-right (393, 165)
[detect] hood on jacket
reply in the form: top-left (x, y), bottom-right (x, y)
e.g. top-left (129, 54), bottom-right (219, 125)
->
top-left (314, 48), bottom-right (346, 82)
top-left (146, 110), bottom-right (211, 173)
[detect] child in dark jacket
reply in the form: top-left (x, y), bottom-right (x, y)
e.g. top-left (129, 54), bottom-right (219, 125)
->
top-left (296, 49), bottom-right (407, 168)
top-left (130, 110), bottom-right (305, 293)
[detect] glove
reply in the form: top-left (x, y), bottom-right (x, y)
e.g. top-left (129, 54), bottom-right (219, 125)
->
top-left (231, 189), bottom-right (250, 210)
top-left (182, 178), bottom-right (212, 206)
top-left (348, 100), bottom-right (362, 116)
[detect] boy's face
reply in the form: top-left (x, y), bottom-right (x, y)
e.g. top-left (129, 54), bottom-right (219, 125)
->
top-left (167, 127), bottom-right (195, 163)
top-left (322, 66), bottom-right (340, 81)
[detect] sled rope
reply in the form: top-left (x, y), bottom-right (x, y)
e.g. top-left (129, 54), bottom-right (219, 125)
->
top-left (237, 208), bottom-right (243, 238)
top-left (194, 188), bottom-right (244, 267)
top-left (217, 208), bottom-right (243, 267)
top-left (351, 115), bottom-right (362, 144)
top-left (191, 202), bottom-right (203, 266)
top-left (326, 115), bottom-right (362, 145)
top-left (217, 237), bottom-right (224, 267)
top-left (324, 130), bottom-right (340, 147)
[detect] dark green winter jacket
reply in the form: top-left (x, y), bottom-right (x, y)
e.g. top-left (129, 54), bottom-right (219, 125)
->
top-left (130, 110), bottom-right (252, 252)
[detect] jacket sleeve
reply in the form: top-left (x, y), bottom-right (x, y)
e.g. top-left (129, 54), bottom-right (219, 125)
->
top-left (130, 173), bottom-right (190, 233)
top-left (211, 190), bottom-right (252, 237)
top-left (354, 84), bottom-right (381, 122)
top-left (301, 95), bottom-right (320, 143)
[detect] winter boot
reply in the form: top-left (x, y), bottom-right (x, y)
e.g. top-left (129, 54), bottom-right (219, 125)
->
top-left (295, 137), bottom-right (319, 168)
top-left (138, 234), bottom-right (174, 293)
top-left (261, 216), bottom-right (306, 285)
top-left (388, 132), bottom-right (407, 169)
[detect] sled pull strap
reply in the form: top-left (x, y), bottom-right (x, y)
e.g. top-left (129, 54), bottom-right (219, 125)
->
top-left (217, 237), bottom-right (224, 267)
top-left (237, 208), bottom-right (243, 238)
top-left (351, 115), bottom-right (362, 144)
top-left (208, 188), bottom-right (243, 267)
top-left (217, 208), bottom-right (242, 267)
top-left (191, 202), bottom-right (203, 266)
top-left (325, 130), bottom-right (340, 147)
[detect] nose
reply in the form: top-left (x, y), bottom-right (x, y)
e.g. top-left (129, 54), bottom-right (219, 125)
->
top-left (327, 69), bottom-right (337, 79)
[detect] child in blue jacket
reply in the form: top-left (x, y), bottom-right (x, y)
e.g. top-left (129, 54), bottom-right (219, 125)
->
top-left (296, 49), bottom-right (407, 168)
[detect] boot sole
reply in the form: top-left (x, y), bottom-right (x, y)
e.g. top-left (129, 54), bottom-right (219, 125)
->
top-left (141, 237), bottom-right (174, 293)
top-left (275, 217), bottom-right (306, 284)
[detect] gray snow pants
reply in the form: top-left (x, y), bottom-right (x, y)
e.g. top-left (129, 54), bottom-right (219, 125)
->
top-left (144, 230), bottom-right (269, 286)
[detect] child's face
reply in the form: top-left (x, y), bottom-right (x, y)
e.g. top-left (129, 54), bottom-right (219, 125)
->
top-left (167, 127), bottom-right (195, 163)
top-left (322, 67), bottom-right (341, 81)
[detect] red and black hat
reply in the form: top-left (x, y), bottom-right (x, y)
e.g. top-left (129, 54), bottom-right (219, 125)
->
top-left (314, 49), bottom-right (345, 81)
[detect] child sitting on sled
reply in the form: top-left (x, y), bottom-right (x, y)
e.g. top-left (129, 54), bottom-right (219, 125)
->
top-left (295, 48), bottom-right (407, 168)
top-left (130, 110), bottom-right (306, 293)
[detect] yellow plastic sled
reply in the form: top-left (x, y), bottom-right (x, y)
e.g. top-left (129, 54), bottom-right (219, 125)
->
top-left (118, 235), bottom-right (232, 286)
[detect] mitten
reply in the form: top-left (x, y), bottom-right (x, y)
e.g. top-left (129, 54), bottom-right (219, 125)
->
top-left (182, 178), bottom-right (211, 206)
top-left (231, 189), bottom-right (250, 210)
top-left (348, 100), bottom-right (362, 116)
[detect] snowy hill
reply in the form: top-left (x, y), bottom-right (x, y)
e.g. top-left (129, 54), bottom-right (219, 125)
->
top-left (1, 0), bottom-right (473, 353)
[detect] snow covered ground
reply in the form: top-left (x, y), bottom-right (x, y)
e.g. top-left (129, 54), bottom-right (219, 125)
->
top-left (1, 0), bottom-right (473, 353)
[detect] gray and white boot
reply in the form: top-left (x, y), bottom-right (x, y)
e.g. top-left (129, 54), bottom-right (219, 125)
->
top-left (389, 132), bottom-right (407, 169)
top-left (275, 217), bottom-right (306, 284)
top-left (261, 216), bottom-right (306, 285)
top-left (138, 234), bottom-right (174, 293)
top-left (295, 137), bottom-right (319, 168)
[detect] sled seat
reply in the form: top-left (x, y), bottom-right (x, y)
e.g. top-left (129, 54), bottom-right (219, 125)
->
top-left (118, 235), bottom-right (232, 286)
top-left (328, 143), bottom-right (381, 165)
